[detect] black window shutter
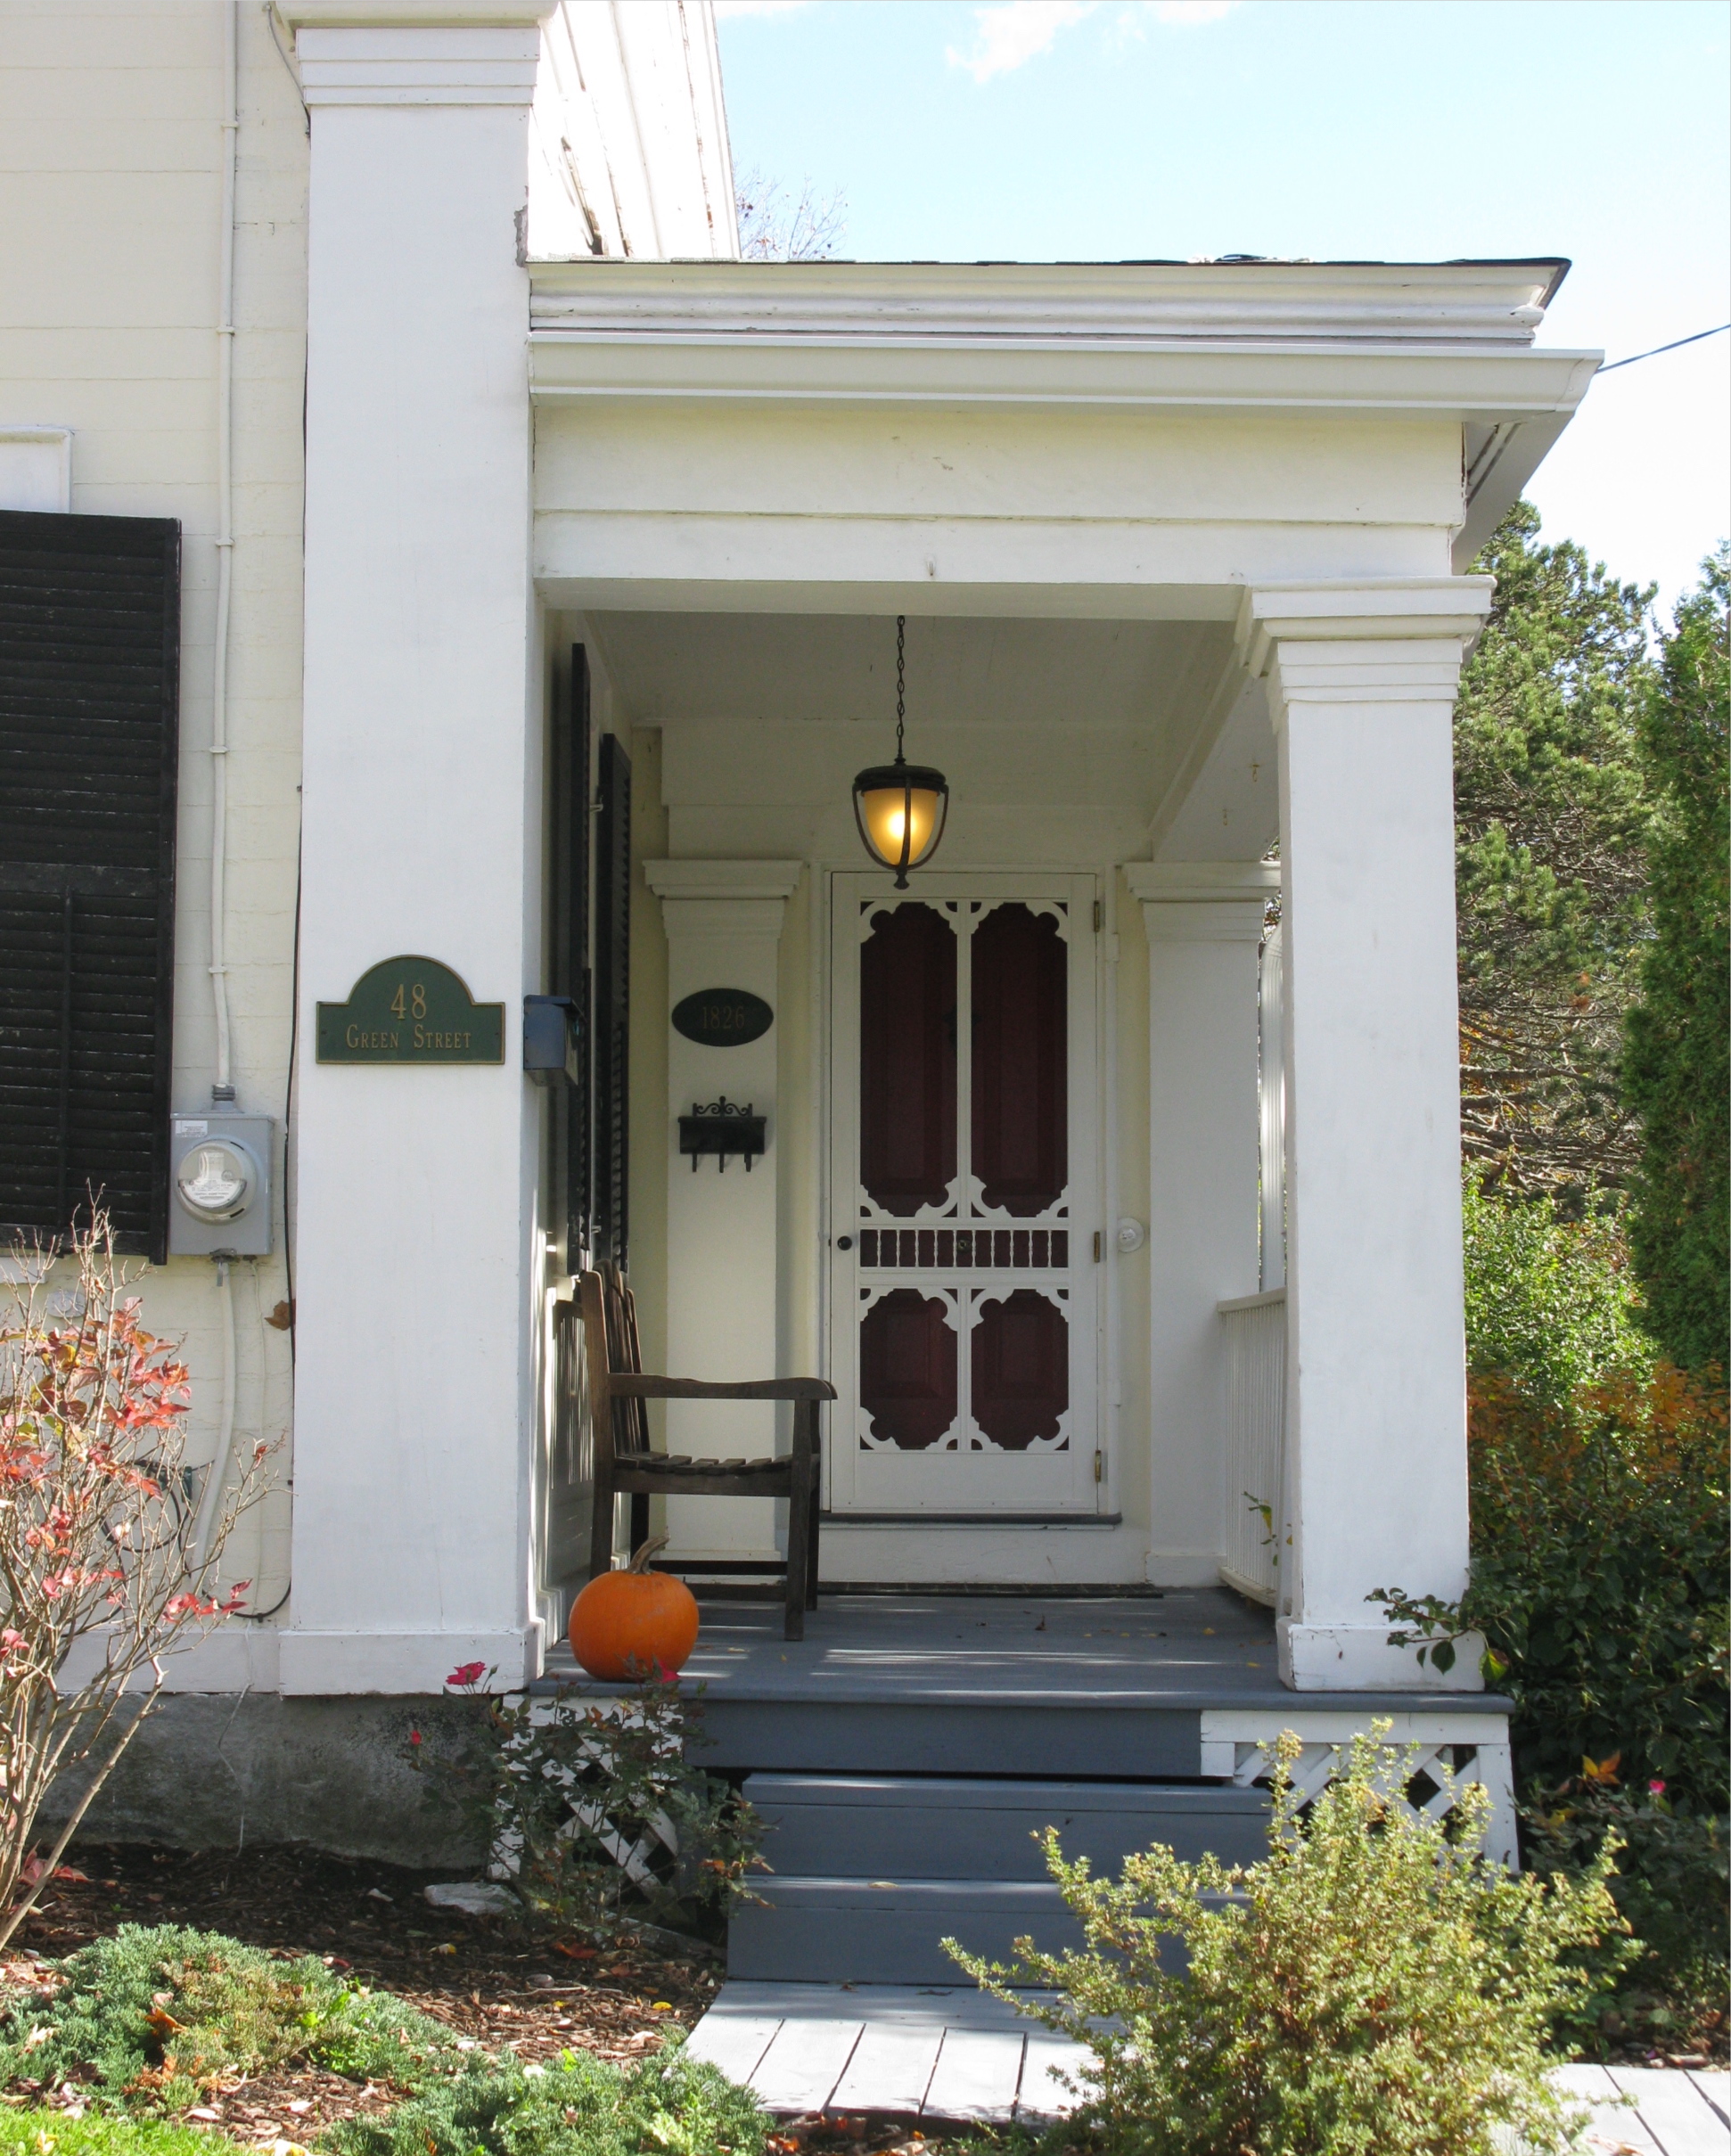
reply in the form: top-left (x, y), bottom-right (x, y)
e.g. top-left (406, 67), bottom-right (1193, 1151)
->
top-left (0, 509), bottom-right (180, 1261)
top-left (592, 731), bottom-right (630, 1269)
top-left (549, 644), bottom-right (592, 1263)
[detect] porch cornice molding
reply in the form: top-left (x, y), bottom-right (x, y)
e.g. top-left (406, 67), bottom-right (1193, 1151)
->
top-left (1236, 578), bottom-right (1495, 709)
top-left (529, 332), bottom-right (1596, 426)
top-left (1128, 865), bottom-right (1274, 944)
top-left (645, 859), bottom-right (804, 945)
top-left (644, 860), bottom-right (805, 903)
top-left (1124, 861), bottom-right (1280, 904)
top-left (291, 19), bottom-right (545, 106)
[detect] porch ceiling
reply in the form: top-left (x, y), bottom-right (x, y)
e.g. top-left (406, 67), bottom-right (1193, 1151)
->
top-left (583, 609), bottom-right (1276, 860)
top-left (589, 611), bottom-right (1227, 734)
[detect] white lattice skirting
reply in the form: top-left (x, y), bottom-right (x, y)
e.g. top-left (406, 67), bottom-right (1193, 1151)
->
top-left (1199, 1709), bottom-right (1519, 1868)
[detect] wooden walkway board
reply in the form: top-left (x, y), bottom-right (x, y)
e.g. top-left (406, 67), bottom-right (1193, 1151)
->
top-left (1552, 2065), bottom-right (1731, 2156)
top-left (688, 1985), bottom-right (1727, 2151)
top-left (683, 1982), bottom-right (1087, 2125)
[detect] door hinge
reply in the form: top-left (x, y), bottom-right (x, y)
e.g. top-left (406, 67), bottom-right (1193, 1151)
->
top-left (1094, 1449), bottom-right (1104, 1483)
top-left (1092, 898), bottom-right (1103, 932)
top-left (1092, 1230), bottom-right (1103, 1262)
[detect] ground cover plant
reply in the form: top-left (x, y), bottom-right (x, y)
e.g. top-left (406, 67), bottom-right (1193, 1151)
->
top-left (324, 2038), bottom-right (768, 2156)
top-left (0, 1925), bottom-right (467, 2112)
top-left (0, 1918), bottom-right (775, 2156)
top-left (0, 2112), bottom-right (250, 2156)
top-left (947, 1727), bottom-right (1626, 2156)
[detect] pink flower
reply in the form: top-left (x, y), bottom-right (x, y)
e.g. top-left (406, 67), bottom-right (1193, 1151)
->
top-left (1648, 1778), bottom-right (1667, 1796)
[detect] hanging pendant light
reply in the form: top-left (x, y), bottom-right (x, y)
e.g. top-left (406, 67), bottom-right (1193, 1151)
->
top-left (852, 615), bottom-right (948, 889)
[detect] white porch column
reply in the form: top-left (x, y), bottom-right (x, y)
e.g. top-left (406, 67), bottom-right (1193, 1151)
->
top-left (281, 14), bottom-right (547, 1695)
top-left (644, 861), bottom-right (803, 1559)
top-left (1127, 864), bottom-right (1276, 1585)
top-left (1238, 580), bottom-right (1494, 1692)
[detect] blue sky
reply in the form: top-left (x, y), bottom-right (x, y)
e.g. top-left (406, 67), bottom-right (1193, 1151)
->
top-left (716, 0), bottom-right (1730, 613)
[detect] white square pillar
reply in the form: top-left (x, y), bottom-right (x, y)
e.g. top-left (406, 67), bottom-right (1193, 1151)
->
top-left (281, 17), bottom-right (548, 1695)
top-left (1239, 580), bottom-right (1494, 1691)
top-left (1127, 863), bottom-right (1276, 1584)
top-left (644, 861), bottom-right (803, 1559)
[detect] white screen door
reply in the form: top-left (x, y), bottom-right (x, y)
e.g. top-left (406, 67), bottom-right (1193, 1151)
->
top-left (827, 873), bottom-right (1101, 1514)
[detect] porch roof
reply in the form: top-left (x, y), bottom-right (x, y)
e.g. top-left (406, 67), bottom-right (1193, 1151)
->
top-left (526, 255), bottom-right (1573, 348)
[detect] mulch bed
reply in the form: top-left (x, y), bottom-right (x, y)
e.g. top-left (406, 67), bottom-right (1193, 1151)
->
top-left (0, 1845), bottom-right (949, 2155)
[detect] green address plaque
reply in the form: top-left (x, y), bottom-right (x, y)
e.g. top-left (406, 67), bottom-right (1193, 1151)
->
top-left (316, 957), bottom-right (505, 1065)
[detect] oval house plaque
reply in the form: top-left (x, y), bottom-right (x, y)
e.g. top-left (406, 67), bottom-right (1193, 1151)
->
top-left (671, 988), bottom-right (773, 1047)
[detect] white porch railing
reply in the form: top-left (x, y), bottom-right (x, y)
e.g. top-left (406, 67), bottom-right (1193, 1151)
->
top-left (1218, 1288), bottom-right (1285, 1606)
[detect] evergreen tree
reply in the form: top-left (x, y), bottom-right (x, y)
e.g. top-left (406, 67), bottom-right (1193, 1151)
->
top-left (1622, 545), bottom-right (1730, 1372)
top-left (1455, 504), bottom-right (1656, 1195)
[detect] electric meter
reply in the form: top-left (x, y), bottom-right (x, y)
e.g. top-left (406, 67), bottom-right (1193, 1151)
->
top-left (168, 1114), bottom-right (274, 1257)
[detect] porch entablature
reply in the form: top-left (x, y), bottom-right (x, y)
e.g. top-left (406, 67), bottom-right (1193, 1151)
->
top-left (529, 260), bottom-right (1596, 612)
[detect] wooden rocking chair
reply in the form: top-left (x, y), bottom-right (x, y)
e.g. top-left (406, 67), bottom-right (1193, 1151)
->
top-left (578, 1267), bottom-right (834, 1641)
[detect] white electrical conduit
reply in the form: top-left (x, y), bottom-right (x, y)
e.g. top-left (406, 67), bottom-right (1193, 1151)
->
top-left (193, 6), bottom-right (241, 1580)
top-left (1102, 868), bottom-right (1120, 1509)
top-left (209, 0), bottom-right (237, 1099)
top-left (193, 1258), bottom-right (238, 1569)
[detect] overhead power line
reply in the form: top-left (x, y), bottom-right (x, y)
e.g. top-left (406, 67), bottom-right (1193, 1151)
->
top-left (1597, 323), bottom-right (1731, 373)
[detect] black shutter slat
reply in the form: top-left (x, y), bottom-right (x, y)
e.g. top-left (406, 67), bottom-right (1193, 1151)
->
top-left (0, 508), bottom-right (179, 1258)
top-left (593, 730), bottom-right (630, 1270)
top-left (549, 645), bottom-right (593, 1267)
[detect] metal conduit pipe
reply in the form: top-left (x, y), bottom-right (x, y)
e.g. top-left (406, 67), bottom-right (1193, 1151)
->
top-left (193, 4), bottom-right (242, 1581)
top-left (209, 0), bottom-right (238, 1101)
top-left (193, 1257), bottom-right (238, 1569)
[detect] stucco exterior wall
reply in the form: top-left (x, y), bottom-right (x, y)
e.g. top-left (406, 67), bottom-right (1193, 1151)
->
top-left (0, 1), bottom-right (310, 1628)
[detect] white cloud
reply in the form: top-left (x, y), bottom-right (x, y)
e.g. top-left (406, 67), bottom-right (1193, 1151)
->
top-left (947, 0), bottom-right (1235, 80)
top-left (948, 0), bottom-right (1098, 83)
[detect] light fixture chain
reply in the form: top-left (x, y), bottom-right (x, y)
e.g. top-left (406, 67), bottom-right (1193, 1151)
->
top-left (895, 613), bottom-right (906, 762)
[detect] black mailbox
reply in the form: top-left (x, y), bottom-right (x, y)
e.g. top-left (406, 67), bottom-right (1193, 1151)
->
top-left (678, 1097), bottom-right (767, 1172)
top-left (523, 995), bottom-right (583, 1085)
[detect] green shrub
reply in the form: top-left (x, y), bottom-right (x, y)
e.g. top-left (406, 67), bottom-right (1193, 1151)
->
top-left (1378, 1192), bottom-right (1729, 2053)
top-left (1624, 543), bottom-right (1730, 1374)
top-left (946, 1728), bottom-right (1625, 2156)
top-left (1461, 1172), bottom-right (1653, 1401)
top-left (0, 1926), bottom-right (469, 2112)
top-left (1522, 1784), bottom-right (1727, 2053)
top-left (325, 2037), bottom-right (769, 2156)
top-left (0, 2111), bottom-right (248, 2156)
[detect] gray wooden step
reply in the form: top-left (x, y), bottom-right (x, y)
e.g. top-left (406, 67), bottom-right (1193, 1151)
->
top-left (745, 1773), bottom-right (1270, 1880)
top-left (728, 1876), bottom-right (1081, 1985)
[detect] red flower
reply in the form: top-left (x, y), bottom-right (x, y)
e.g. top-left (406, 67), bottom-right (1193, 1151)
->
top-left (408, 1727), bottom-right (422, 1745)
top-left (1648, 1778), bottom-right (1667, 1796)
top-left (446, 1660), bottom-right (488, 1689)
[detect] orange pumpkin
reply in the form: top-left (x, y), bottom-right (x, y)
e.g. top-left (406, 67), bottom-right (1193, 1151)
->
top-left (569, 1535), bottom-right (700, 1680)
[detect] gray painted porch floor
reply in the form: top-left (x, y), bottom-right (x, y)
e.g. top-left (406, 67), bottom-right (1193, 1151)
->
top-left (542, 1585), bottom-right (1507, 1716)
top-left (686, 1984), bottom-right (1731, 2150)
top-left (543, 1586), bottom-right (1278, 1703)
